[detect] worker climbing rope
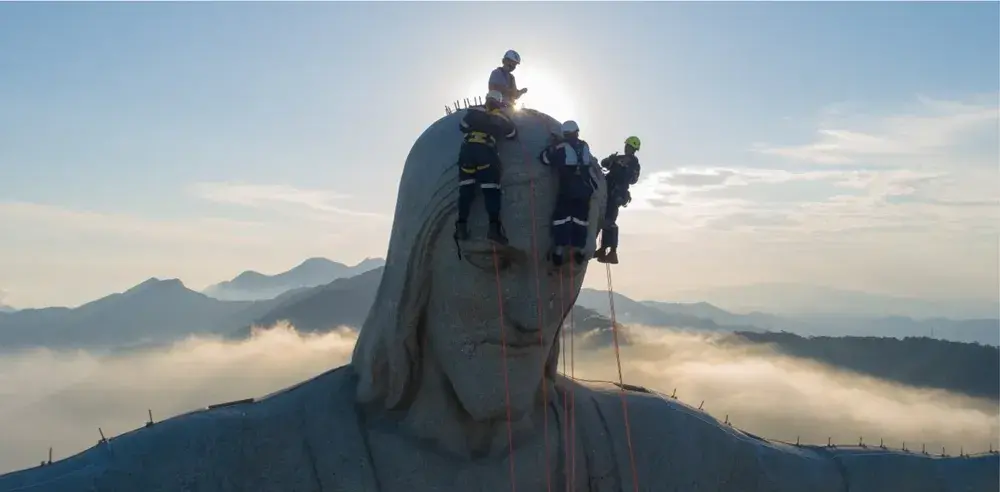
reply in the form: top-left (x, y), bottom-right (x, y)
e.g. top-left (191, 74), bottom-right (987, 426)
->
top-left (489, 49), bottom-right (528, 109)
top-left (539, 120), bottom-right (598, 267)
top-left (454, 90), bottom-right (518, 246)
top-left (595, 136), bottom-right (642, 264)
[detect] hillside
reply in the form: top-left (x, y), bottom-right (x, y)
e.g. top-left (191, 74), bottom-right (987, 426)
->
top-left (236, 267), bottom-right (622, 341)
top-left (203, 257), bottom-right (386, 301)
top-left (730, 331), bottom-right (1000, 401)
top-left (574, 289), bottom-right (999, 346)
top-left (0, 278), bottom-right (284, 351)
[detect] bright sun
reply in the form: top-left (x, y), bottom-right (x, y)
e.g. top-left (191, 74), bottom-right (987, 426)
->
top-left (465, 66), bottom-right (577, 122)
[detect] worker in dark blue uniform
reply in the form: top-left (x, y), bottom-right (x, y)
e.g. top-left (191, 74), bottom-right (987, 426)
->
top-left (539, 120), bottom-right (597, 267)
top-left (595, 136), bottom-right (642, 264)
top-left (454, 90), bottom-right (518, 246)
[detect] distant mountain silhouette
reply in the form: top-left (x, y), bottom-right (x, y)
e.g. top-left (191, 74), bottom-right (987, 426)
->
top-left (203, 257), bottom-right (386, 301)
top-left (234, 267), bottom-right (621, 342)
top-left (668, 282), bottom-right (999, 319)
top-left (3, 264), bottom-right (995, 402)
top-left (730, 331), bottom-right (1000, 401)
top-left (0, 278), bottom-right (285, 352)
top-left (575, 288), bottom-right (767, 334)
top-left (575, 289), bottom-right (1000, 347)
top-left (0, 304), bottom-right (14, 313)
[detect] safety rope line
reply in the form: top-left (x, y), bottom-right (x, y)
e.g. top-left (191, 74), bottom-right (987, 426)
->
top-left (514, 132), bottom-right (553, 492)
top-left (568, 258), bottom-right (578, 492)
top-left (490, 244), bottom-right (517, 492)
top-left (605, 263), bottom-right (640, 492)
top-left (558, 269), bottom-right (571, 492)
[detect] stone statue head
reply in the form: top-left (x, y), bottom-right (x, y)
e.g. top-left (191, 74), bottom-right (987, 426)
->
top-left (353, 109), bottom-right (607, 421)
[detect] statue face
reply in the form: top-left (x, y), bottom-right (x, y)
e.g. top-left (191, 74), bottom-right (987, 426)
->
top-left (424, 171), bottom-right (591, 421)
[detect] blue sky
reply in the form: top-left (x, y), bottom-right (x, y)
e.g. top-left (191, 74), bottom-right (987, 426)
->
top-left (0, 2), bottom-right (997, 308)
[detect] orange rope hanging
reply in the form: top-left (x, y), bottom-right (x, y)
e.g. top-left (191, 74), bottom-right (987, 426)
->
top-left (490, 244), bottom-right (517, 492)
top-left (515, 134), bottom-right (553, 492)
top-left (568, 258), bottom-right (578, 491)
top-left (605, 263), bottom-right (640, 492)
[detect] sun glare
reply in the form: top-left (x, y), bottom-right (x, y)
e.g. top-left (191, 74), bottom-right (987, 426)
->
top-left (464, 66), bottom-right (577, 122)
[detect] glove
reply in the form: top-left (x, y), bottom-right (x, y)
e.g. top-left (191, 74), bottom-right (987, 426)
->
top-left (519, 88), bottom-right (528, 95)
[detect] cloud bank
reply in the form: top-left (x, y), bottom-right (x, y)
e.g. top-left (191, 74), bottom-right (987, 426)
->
top-left (0, 324), bottom-right (996, 474)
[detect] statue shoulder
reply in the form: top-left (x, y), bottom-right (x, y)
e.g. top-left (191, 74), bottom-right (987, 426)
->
top-left (573, 380), bottom-right (845, 492)
top-left (0, 366), bottom-right (364, 492)
top-left (576, 380), bottom-right (999, 491)
top-left (825, 446), bottom-right (999, 492)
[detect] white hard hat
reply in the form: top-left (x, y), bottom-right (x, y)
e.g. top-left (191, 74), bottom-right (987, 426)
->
top-left (503, 50), bottom-right (521, 64)
top-left (485, 90), bottom-right (503, 103)
top-left (561, 120), bottom-right (580, 134)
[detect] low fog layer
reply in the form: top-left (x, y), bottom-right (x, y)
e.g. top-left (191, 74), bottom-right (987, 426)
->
top-left (1, 324), bottom-right (997, 474)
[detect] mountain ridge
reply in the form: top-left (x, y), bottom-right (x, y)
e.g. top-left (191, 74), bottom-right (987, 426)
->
top-left (203, 257), bottom-right (386, 301)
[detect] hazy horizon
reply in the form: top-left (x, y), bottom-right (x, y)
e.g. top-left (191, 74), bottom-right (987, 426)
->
top-left (1, 323), bottom-right (996, 475)
top-left (1, 2), bottom-right (997, 309)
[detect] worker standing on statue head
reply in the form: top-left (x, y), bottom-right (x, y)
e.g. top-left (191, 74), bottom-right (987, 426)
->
top-left (454, 90), bottom-right (518, 246)
top-left (540, 120), bottom-right (597, 267)
top-left (595, 136), bottom-right (642, 264)
top-left (489, 50), bottom-right (528, 109)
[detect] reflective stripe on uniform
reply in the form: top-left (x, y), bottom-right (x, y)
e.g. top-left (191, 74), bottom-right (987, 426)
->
top-left (460, 164), bottom-right (491, 174)
top-left (480, 183), bottom-right (501, 189)
top-left (552, 216), bottom-right (572, 226)
top-left (571, 218), bottom-right (589, 226)
top-left (465, 131), bottom-right (495, 146)
top-left (459, 179), bottom-right (475, 186)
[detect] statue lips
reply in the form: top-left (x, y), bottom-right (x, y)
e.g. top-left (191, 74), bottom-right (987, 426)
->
top-left (483, 319), bottom-right (542, 355)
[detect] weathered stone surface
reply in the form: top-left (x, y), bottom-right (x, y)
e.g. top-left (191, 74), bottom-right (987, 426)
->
top-left (1, 108), bottom-right (996, 491)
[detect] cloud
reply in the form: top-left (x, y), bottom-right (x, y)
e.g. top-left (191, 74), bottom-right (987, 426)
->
top-left (0, 323), bottom-right (995, 474)
top-left (0, 201), bottom-right (269, 246)
top-left (190, 182), bottom-right (386, 220)
top-left (621, 163), bottom-right (997, 239)
top-left (0, 201), bottom-right (385, 308)
top-left (751, 95), bottom-right (999, 165)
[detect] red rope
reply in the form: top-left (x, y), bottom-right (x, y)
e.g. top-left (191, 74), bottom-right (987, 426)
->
top-left (605, 263), bottom-right (640, 492)
top-left (491, 244), bottom-right (517, 492)
top-left (568, 258), bottom-right (578, 491)
top-left (515, 134), bottom-right (552, 492)
top-left (559, 270), bottom-right (571, 492)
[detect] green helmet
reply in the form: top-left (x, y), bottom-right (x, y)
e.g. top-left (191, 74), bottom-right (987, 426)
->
top-left (625, 136), bottom-right (641, 151)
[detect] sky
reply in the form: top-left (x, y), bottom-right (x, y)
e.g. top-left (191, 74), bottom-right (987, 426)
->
top-left (0, 2), bottom-right (997, 309)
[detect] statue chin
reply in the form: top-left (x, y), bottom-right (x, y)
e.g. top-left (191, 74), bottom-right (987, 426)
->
top-left (1, 107), bottom-right (996, 492)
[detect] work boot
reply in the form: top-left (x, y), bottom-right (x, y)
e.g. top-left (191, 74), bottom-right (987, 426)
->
top-left (604, 248), bottom-right (619, 264)
top-left (573, 250), bottom-right (587, 266)
top-left (550, 246), bottom-right (565, 267)
top-left (487, 221), bottom-right (509, 246)
top-left (454, 221), bottom-right (470, 241)
top-left (593, 247), bottom-right (607, 262)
